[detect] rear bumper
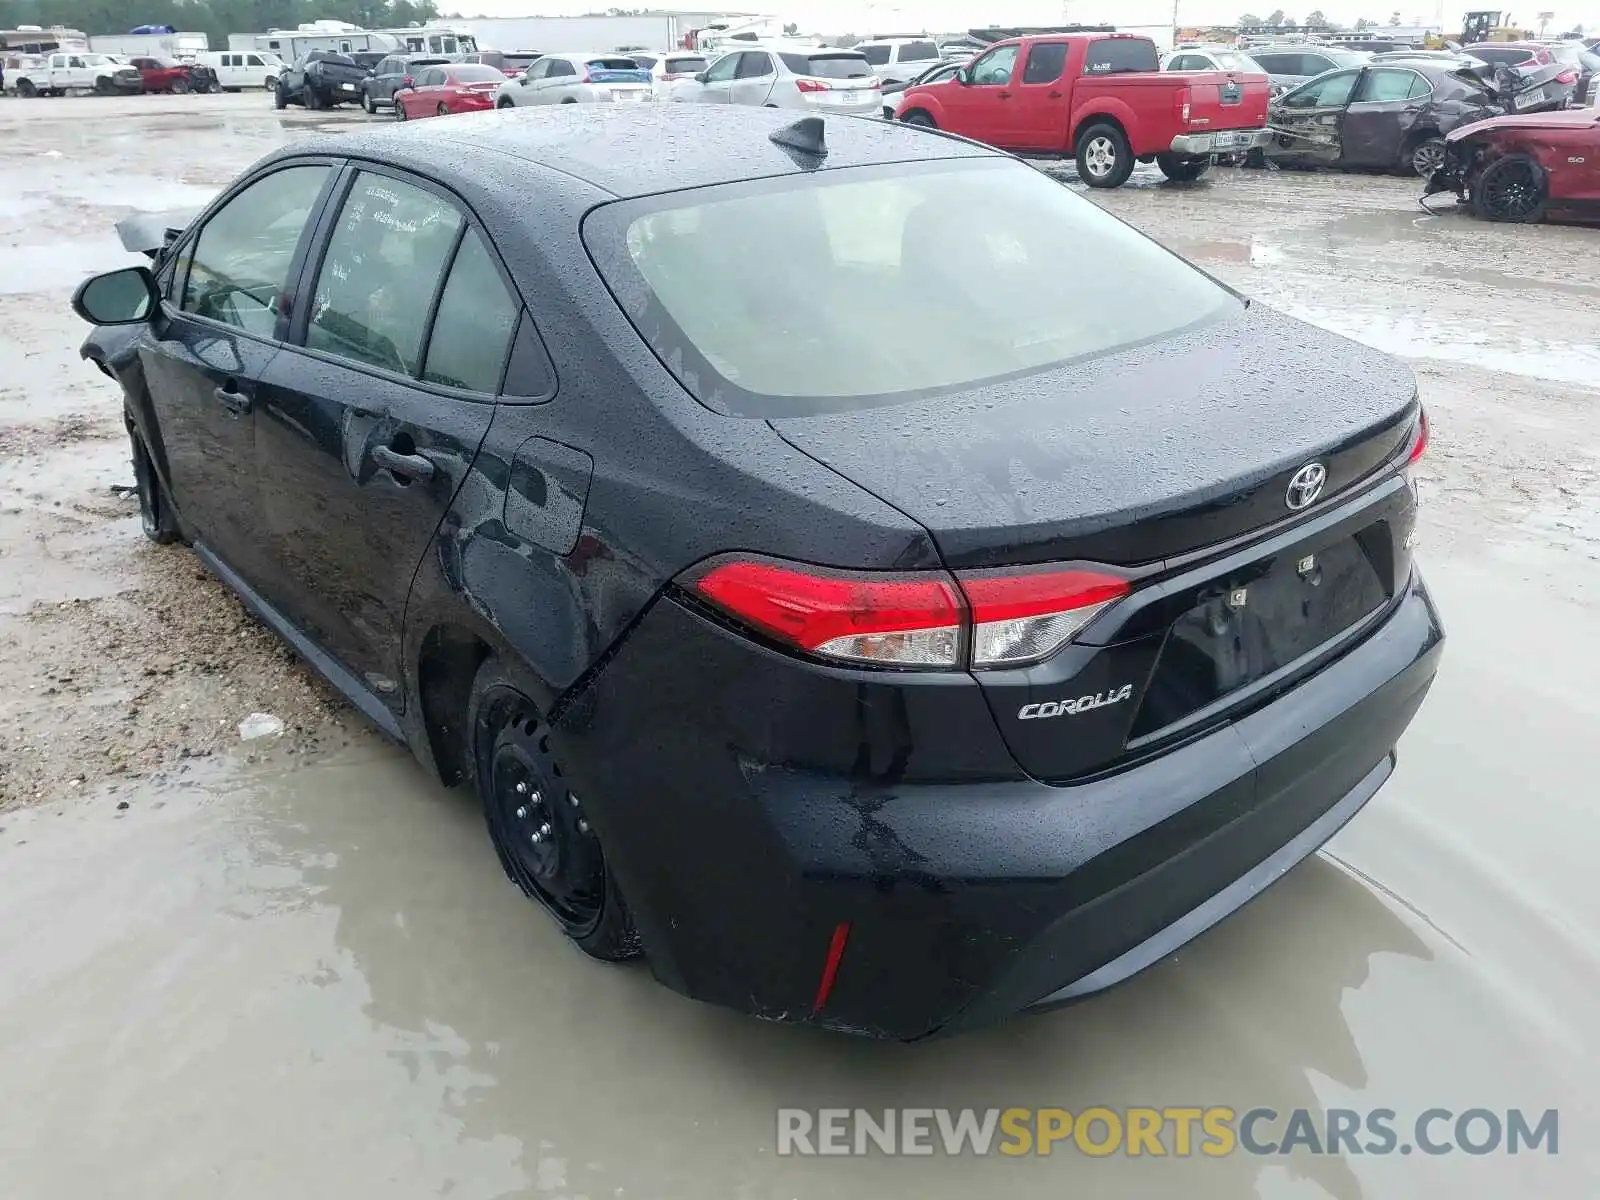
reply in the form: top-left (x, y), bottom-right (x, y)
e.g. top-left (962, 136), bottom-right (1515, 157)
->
top-left (1170, 127), bottom-right (1272, 155)
top-left (555, 567), bottom-right (1442, 1041)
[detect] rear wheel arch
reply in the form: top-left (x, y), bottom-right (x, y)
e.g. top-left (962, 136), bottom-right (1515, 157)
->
top-left (415, 621), bottom-right (496, 786)
top-left (1071, 111), bottom-right (1128, 154)
top-left (900, 106), bottom-right (936, 126)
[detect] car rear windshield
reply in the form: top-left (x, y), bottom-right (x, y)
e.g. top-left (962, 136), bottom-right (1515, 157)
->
top-left (1084, 37), bottom-right (1159, 74)
top-left (583, 158), bottom-right (1238, 418)
top-left (780, 52), bottom-right (872, 78)
top-left (666, 55), bottom-right (707, 71)
top-left (1212, 51), bottom-right (1263, 72)
top-left (587, 56), bottom-right (641, 70)
top-left (448, 64), bottom-right (506, 82)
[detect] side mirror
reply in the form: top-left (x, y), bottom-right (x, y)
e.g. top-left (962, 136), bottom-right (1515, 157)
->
top-left (955, 66), bottom-right (971, 85)
top-left (72, 266), bottom-right (158, 326)
top-left (694, 71), bottom-right (709, 83)
top-left (400, 75), bottom-right (414, 89)
top-left (519, 73), bottom-right (531, 84)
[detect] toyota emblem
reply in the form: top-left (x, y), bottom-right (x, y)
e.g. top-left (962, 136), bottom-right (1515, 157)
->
top-left (1285, 462), bottom-right (1327, 511)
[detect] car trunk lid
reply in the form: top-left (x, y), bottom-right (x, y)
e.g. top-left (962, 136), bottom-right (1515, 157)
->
top-left (768, 304), bottom-right (1416, 572)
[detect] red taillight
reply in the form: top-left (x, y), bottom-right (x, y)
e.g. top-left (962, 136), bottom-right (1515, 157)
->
top-left (1174, 86), bottom-right (1192, 125)
top-left (690, 558), bottom-right (963, 668)
top-left (1556, 68), bottom-right (1578, 84)
top-left (687, 555), bottom-right (1131, 670)
top-left (959, 567), bottom-right (1131, 668)
top-left (1405, 407), bottom-right (1429, 468)
top-left (795, 78), bottom-right (831, 93)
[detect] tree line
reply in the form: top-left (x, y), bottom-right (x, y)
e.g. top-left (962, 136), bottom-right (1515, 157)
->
top-left (0, 0), bottom-right (441, 51)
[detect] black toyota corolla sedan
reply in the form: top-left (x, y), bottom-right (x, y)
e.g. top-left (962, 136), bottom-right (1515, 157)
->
top-left (72, 105), bottom-right (1442, 1040)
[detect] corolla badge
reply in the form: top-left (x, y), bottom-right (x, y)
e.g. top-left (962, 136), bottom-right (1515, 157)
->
top-left (1285, 461), bottom-right (1327, 511)
top-left (1018, 684), bottom-right (1134, 721)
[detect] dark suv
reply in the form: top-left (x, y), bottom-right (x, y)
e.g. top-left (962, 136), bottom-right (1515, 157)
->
top-left (274, 50), bottom-right (371, 109)
top-left (69, 106), bottom-right (1442, 1040)
top-left (361, 53), bottom-right (454, 112)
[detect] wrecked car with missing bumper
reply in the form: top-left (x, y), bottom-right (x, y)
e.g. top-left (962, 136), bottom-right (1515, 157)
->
top-left (1425, 107), bottom-right (1600, 225)
top-left (1264, 58), bottom-right (1573, 177)
top-left (69, 105), bottom-right (1442, 1040)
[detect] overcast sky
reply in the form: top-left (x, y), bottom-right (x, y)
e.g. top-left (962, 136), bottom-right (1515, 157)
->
top-left (450, 1), bottom-right (1598, 33)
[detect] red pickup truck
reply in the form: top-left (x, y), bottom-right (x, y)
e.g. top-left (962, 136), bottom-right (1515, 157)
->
top-left (896, 32), bottom-right (1272, 187)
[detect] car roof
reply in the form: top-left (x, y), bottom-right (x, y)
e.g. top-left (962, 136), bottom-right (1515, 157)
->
top-left (280, 104), bottom-right (997, 200)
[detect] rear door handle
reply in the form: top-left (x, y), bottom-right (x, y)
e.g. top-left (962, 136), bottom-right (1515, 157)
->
top-left (372, 445), bottom-right (435, 484)
top-left (213, 383), bottom-right (251, 415)
top-left (998, 90), bottom-right (1011, 99)
top-left (1047, 89), bottom-right (1063, 98)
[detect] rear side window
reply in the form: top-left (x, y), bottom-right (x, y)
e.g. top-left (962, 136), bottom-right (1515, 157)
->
top-left (1251, 52), bottom-right (1291, 72)
top-left (1022, 42), bottom-right (1068, 83)
top-left (584, 158), bottom-right (1236, 418)
top-left (858, 44), bottom-right (891, 65)
top-left (305, 173), bottom-right (464, 376)
top-left (1354, 68), bottom-right (1426, 102)
top-left (1084, 38), bottom-right (1158, 74)
top-left (179, 165), bottom-right (331, 337)
top-left (781, 53), bottom-right (871, 79)
top-left (901, 41), bottom-right (937, 61)
top-left (423, 230), bottom-right (518, 392)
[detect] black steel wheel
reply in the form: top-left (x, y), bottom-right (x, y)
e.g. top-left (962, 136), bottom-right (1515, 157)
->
top-left (469, 659), bottom-right (640, 961)
top-left (1471, 154), bottom-right (1548, 223)
top-left (127, 417), bottom-right (180, 545)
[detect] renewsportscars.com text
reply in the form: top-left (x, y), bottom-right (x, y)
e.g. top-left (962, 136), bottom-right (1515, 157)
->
top-left (776, 1107), bottom-right (1559, 1158)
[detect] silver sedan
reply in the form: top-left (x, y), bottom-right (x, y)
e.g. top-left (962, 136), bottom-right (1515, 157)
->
top-left (495, 52), bottom-right (652, 107)
top-left (670, 46), bottom-right (882, 118)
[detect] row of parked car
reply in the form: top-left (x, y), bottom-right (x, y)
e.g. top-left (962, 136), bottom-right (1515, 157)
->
top-left (3, 47), bottom-right (295, 97)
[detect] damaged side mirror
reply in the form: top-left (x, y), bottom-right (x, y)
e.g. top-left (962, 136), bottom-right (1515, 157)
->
top-left (72, 266), bottom-right (159, 326)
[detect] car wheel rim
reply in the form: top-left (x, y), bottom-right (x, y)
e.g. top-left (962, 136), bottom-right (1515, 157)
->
top-left (1412, 142), bottom-right (1444, 176)
top-left (1484, 161), bottom-right (1540, 218)
top-left (484, 706), bottom-right (604, 933)
top-left (1085, 136), bottom-right (1117, 177)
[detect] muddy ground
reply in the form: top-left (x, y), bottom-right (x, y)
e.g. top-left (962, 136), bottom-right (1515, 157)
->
top-left (2, 93), bottom-right (1598, 1198)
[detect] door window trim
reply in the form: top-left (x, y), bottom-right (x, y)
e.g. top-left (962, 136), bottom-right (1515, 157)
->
top-left (160, 157), bottom-right (345, 348)
top-left (287, 159), bottom-right (554, 403)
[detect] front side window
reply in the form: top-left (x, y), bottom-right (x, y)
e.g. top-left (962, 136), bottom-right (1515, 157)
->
top-left (422, 230), bottom-right (519, 392)
top-left (547, 58), bottom-right (576, 77)
top-left (179, 165), bottom-right (331, 337)
top-left (736, 52), bottom-right (772, 78)
top-left (1022, 42), bottom-right (1068, 84)
top-left (970, 45), bottom-right (1018, 85)
top-left (703, 53), bottom-right (740, 82)
top-left (305, 173), bottom-right (464, 376)
top-left (585, 158), bottom-right (1237, 417)
top-left (1283, 69), bottom-right (1359, 107)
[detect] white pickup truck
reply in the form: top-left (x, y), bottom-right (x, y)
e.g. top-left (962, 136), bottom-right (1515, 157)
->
top-left (13, 52), bottom-right (143, 96)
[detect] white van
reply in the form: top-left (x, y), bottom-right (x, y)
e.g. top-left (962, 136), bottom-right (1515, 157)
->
top-left (197, 49), bottom-right (285, 91)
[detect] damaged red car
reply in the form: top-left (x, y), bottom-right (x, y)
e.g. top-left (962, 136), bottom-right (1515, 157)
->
top-left (1425, 108), bottom-right (1600, 224)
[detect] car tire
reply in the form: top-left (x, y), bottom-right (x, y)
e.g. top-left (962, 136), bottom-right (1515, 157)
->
top-left (304, 87), bottom-right (321, 110)
top-left (94, 76), bottom-right (115, 95)
top-left (361, 89), bottom-right (376, 114)
top-left (437, 102), bottom-right (449, 116)
top-left (394, 99), bottom-right (407, 120)
top-left (1470, 154), bottom-right (1548, 223)
top-left (127, 419), bottom-right (181, 546)
top-left (560, 96), bottom-right (577, 103)
top-left (1405, 134), bottom-right (1447, 178)
top-left (17, 79), bottom-right (36, 97)
top-left (1155, 152), bottom-right (1211, 183)
top-left (207, 80), bottom-right (222, 94)
top-left (496, 97), bottom-right (514, 109)
top-left (1075, 122), bottom-right (1135, 188)
top-left (900, 108), bottom-right (935, 126)
top-left (273, 83), bottom-right (287, 109)
top-left (468, 657), bottom-right (641, 963)
top-left (264, 75), bottom-right (277, 92)
top-left (170, 76), bottom-right (189, 94)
